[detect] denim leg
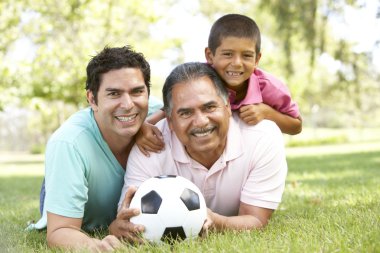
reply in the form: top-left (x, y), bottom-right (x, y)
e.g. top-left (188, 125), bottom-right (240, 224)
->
top-left (39, 178), bottom-right (46, 215)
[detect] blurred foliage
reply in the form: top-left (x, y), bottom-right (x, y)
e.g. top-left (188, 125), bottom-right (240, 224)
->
top-left (0, 0), bottom-right (380, 151)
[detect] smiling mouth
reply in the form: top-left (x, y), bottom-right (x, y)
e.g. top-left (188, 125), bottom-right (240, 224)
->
top-left (115, 114), bottom-right (137, 122)
top-left (226, 71), bottom-right (243, 77)
top-left (191, 127), bottom-right (216, 137)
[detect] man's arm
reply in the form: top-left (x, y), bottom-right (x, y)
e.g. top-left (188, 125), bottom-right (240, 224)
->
top-left (109, 186), bottom-right (145, 242)
top-left (47, 212), bottom-right (121, 252)
top-left (205, 202), bottom-right (273, 231)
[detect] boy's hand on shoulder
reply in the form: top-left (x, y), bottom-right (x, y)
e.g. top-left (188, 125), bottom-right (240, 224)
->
top-left (135, 122), bottom-right (164, 157)
top-left (239, 103), bottom-right (270, 125)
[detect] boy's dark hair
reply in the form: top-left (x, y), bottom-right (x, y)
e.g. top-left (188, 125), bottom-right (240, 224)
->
top-left (208, 14), bottom-right (261, 56)
top-left (86, 45), bottom-right (150, 103)
top-left (162, 62), bottom-right (228, 117)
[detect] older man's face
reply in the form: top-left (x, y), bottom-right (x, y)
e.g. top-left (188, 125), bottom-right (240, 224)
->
top-left (168, 76), bottom-right (231, 161)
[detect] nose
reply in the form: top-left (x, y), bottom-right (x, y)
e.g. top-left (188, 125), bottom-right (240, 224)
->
top-left (231, 55), bottom-right (243, 66)
top-left (120, 93), bottom-right (134, 110)
top-left (192, 110), bottom-right (209, 127)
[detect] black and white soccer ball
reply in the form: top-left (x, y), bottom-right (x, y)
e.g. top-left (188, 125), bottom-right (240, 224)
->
top-left (129, 175), bottom-right (207, 243)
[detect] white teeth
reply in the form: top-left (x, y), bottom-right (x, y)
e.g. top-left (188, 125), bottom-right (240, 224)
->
top-left (227, 71), bottom-right (242, 76)
top-left (193, 130), bottom-right (213, 137)
top-left (116, 114), bottom-right (137, 122)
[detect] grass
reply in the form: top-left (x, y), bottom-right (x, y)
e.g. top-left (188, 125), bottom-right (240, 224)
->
top-left (0, 142), bottom-right (379, 253)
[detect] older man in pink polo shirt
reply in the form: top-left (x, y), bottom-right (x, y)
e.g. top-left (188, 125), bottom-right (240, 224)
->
top-left (118, 62), bottom-right (288, 231)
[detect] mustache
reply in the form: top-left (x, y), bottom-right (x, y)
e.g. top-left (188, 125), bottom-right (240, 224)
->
top-left (190, 125), bottom-right (216, 135)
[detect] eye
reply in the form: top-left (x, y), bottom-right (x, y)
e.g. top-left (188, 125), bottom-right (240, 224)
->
top-left (204, 105), bottom-right (217, 112)
top-left (108, 91), bottom-right (119, 97)
top-left (244, 54), bottom-right (254, 58)
top-left (222, 52), bottom-right (232, 57)
top-left (131, 87), bottom-right (146, 96)
top-left (179, 110), bottom-right (192, 118)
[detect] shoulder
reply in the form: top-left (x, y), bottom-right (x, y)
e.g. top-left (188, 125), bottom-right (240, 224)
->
top-left (233, 113), bottom-right (281, 136)
top-left (253, 68), bottom-right (287, 88)
top-left (48, 107), bottom-right (97, 146)
top-left (231, 114), bottom-right (283, 147)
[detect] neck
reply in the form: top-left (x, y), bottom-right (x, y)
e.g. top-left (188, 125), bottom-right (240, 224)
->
top-left (228, 81), bottom-right (248, 102)
top-left (107, 138), bottom-right (135, 169)
top-left (186, 142), bottom-right (226, 170)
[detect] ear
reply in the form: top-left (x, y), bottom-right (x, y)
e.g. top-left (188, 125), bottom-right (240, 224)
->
top-left (255, 52), bottom-right (262, 68)
top-left (226, 102), bottom-right (232, 118)
top-left (205, 47), bottom-right (214, 65)
top-left (86, 90), bottom-right (98, 112)
top-left (166, 115), bottom-right (175, 132)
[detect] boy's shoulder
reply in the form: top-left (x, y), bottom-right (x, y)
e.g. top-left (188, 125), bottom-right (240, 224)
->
top-left (253, 68), bottom-right (283, 82)
top-left (252, 68), bottom-right (287, 89)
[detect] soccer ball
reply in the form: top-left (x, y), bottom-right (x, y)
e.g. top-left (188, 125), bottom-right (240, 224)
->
top-left (129, 175), bottom-right (207, 243)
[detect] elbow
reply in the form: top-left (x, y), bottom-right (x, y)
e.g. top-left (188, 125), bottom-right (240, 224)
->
top-left (288, 119), bottom-right (302, 135)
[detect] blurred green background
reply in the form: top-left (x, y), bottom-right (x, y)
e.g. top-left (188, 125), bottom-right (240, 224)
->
top-left (1, 0), bottom-right (380, 153)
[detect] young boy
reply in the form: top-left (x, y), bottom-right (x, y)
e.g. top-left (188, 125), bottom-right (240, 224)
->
top-left (136, 14), bottom-right (302, 155)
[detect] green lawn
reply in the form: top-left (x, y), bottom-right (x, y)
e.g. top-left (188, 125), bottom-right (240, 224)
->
top-left (0, 142), bottom-right (379, 252)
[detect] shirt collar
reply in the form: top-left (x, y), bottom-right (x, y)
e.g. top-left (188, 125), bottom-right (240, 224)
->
top-left (229, 70), bottom-right (263, 110)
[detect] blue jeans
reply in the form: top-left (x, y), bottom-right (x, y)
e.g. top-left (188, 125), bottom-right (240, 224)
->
top-left (39, 178), bottom-right (46, 215)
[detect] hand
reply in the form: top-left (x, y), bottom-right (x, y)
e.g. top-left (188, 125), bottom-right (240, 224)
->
top-left (239, 103), bottom-right (270, 125)
top-left (135, 122), bottom-right (164, 157)
top-left (89, 235), bottom-right (122, 252)
top-left (109, 186), bottom-right (145, 243)
top-left (200, 208), bottom-right (215, 238)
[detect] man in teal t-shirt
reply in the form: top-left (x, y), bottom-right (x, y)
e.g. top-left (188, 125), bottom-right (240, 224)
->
top-left (28, 46), bottom-right (154, 251)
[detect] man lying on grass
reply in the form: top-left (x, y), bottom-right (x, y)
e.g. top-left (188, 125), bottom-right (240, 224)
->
top-left (118, 62), bottom-right (288, 232)
top-left (28, 45), bottom-right (161, 252)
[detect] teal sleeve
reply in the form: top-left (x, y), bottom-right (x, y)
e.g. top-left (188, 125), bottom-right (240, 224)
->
top-left (148, 96), bottom-right (163, 116)
top-left (44, 140), bottom-right (88, 218)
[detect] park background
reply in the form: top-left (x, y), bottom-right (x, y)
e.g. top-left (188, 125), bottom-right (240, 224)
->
top-left (0, 0), bottom-right (379, 252)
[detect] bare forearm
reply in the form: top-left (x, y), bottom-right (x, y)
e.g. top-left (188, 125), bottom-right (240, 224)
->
top-left (47, 228), bottom-right (99, 251)
top-left (146, 110), bottom-right (165, 125)
top-left (210, 213), bottom-right (265, 231)
top-left (266, 108), bottom-right (302, 135)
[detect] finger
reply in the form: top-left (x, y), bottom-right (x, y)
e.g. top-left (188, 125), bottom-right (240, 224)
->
top-left (102, 235), bottom-right (123, 249)
top-left (151, 127), bottom-right (164, 141)
top-left (117, 207), bottom-right (140, 220)
top-left (137, 144), bottom-right (150, 157)
top-left (122, 231), bottom-right (145, 244)
top-left (143, 141), bottom-right (164, 153)
top-left (119, 186), bottom-right (137, 211)
top-left (239, 104), bottom-right (255, 113)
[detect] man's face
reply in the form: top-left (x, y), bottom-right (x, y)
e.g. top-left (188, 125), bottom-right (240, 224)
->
top-left (205, 36), bottom-right (261, 91)
top-left (87, 67), bottom-right (148, 143)
top-left (168, 76), bottom-right (231, 160)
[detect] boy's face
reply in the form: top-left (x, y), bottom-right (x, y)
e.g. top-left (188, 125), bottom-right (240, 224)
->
top-left (205, 36), bottom-right (261, 91)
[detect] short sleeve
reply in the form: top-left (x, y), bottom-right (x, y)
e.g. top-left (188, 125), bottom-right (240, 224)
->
top-left (241, 122), bottom-right (288, 209)
top-left (148, 96), bottom-right (164, 116)
top-left (45, 140), bottom-right (88, 218)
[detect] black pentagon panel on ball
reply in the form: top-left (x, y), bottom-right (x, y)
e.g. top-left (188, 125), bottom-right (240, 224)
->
top-left (141, 190), bottom-right (162, 214)
top-left (180, 188), bottom-right (200, 211)
top-left (161, 226), bottom-right (187, 242)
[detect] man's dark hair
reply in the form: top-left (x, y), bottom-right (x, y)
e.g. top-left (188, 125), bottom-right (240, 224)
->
top-left (85, 45), bottom-right (150, 103)
top-left (208, 14), bottom-right (261, 56)
top-left (162, 62), bottom-right (228, 117)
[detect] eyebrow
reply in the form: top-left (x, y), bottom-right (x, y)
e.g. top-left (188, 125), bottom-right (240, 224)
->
top-left (175, 101), bottom-right (219, 114)
top-left (131, 85), bottom-right (147, 92)
top-left (203, 101), bottom-right (218, 107)
top-left (104, 85), bottom-right (146, 92)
